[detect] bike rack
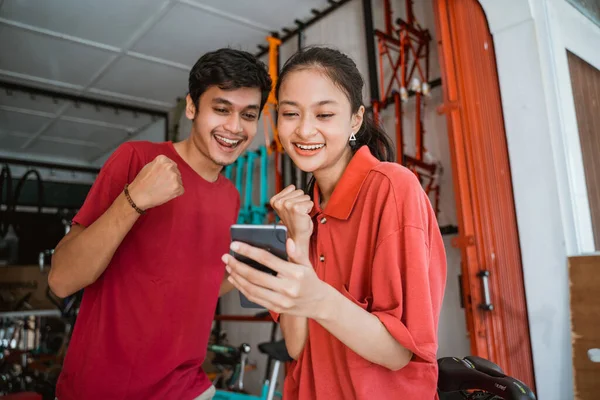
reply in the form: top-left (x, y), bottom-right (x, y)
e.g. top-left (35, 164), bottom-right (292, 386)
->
top-left (250, 146), bottom-right (269, 224)
top-left (243, 151), bottom-right (258, 225)
top-left (231, 155), bottom-right (248, 224)
top-left (225, 146), bottom-right (270, 225)
top-left (262, 35), bottom-right (284, 196)
top-left (404, 154), bottom-right (441, 216)
top-left (368, 0), bottom-right (442, 217)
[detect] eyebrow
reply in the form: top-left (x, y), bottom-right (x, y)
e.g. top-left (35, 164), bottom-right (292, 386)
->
top-left (279, 100), bottom-right (338, 107)
top-left (212, 97), bottom-right (259, 111)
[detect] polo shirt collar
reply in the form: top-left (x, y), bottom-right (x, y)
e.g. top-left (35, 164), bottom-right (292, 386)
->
top-left (311, 146), bottom-right (380, 220)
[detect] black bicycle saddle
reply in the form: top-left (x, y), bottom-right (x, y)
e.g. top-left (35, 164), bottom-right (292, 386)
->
top-left (438, 357), bottom-right (536, 400)
top-left (464, 356), bottom-right (505, 377)
top-left (258, 339), bottom-right (294, 362)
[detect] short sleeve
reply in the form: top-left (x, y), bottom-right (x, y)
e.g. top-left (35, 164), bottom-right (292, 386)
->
top-left (269, 310), bottom-right (280, 322)
top-left (370, 226), bottom-right (446, 363)
top-left (72, 143), bottom-right (139, 228)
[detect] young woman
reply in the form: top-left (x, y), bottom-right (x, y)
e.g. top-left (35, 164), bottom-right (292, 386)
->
top-left (222, 47), bottom-right (447, 399)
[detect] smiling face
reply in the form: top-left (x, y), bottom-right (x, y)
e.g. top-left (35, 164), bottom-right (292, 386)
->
top-left (277, 68), bottom-right (364, 176)
top-left (186, 85), bottom-right (262, 167)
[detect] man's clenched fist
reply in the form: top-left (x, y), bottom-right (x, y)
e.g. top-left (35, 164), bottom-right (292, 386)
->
top-left (127, 155), bottom-right (184, 211)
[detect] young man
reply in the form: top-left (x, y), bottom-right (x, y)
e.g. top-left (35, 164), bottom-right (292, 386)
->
top-left (49, 48), bottom-right (272, 400)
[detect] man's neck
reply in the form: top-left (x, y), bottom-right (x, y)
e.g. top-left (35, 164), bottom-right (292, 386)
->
top-left (173, 139), bottom-right (222, 183)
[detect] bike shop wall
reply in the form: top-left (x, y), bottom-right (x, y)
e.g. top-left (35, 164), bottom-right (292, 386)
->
top-left (4, 0), bottom-right (597, 396)
top-left (1, 115), bottom-right (166, 267)
top-left (478, 0), bottom-right (600, 399)
top-left (171, 0), bottom-right (471, 394)
top-left (92, 117), bottom-right (168, 167)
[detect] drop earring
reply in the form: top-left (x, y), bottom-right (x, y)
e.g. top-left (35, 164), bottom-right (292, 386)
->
top-left (349, 132), bottom-right (357, 147)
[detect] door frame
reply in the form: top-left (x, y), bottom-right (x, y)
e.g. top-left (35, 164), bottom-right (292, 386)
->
top-left (471, 1), bottom-right (600, 398)
top-left (433, 0), bottom-right (535, 389)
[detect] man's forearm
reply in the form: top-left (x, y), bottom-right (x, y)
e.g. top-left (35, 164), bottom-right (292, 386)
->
top-left (315, 286), bottom-right (412, 371)
top-left (280, 314), bottom-right (308, 359)
top-left (49, 192), bottom-right (141, 298)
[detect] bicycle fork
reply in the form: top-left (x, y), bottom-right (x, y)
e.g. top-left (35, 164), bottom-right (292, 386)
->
top-left (233, 343), bottom-right (251, 391)
top-left (266, 360), bottom-right (282, 400)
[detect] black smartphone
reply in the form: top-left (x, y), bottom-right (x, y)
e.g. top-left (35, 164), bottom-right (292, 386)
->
top-left (230, 224), bottom-right (288, 308)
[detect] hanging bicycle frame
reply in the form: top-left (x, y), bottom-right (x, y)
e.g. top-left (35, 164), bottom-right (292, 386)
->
top-left (262, 35), bottom-right (284, 196)
top-left (370, 0), bottom-right (441, 216)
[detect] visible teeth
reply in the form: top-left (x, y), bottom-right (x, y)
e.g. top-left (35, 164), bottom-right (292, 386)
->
top-left (295, 143), bottom-right (325, 150)
top-left (216, 135), bottom-right (240, 145)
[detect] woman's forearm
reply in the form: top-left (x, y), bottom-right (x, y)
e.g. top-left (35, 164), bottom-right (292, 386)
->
top-left (280, 314), bottom-right (308, 360)
top-left (315, 285), bottom-right (412, 371)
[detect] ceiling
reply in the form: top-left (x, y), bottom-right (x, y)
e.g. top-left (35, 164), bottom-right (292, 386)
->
top-left (0, 0), bottom-right (331, 166)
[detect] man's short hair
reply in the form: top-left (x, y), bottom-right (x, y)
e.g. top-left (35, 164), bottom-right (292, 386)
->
top-left (188, 48), bottom-right (272, 113)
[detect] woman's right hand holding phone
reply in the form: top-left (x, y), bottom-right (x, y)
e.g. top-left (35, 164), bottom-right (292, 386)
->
top-left (270, 185), bottom-right (314, 256)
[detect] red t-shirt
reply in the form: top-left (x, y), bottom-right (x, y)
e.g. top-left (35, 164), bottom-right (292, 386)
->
top-left (55, 141), bottom-right (240, 400)
top-left (272, 146), bottom-right (447, 399)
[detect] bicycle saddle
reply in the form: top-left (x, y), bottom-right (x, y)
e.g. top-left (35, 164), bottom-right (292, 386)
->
top-left (437, 357), bottom-right (536, 400)
top-left (464, 356), bottom-right (505, 377)
top-left (258, 339), bottom-right (294, 362)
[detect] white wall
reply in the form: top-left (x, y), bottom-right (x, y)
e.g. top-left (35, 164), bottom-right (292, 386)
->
top-left (93, 117), bottom-right (166, 166)
top-left (478, 0), bottom-right (600, 398)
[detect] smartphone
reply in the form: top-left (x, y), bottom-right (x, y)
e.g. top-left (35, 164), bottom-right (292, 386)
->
top-left (230, 224), bottom-right (288, 308)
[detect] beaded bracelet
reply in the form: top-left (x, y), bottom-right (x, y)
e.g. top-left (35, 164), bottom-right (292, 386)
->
top-left (124, 183), bottom-right (145, 215)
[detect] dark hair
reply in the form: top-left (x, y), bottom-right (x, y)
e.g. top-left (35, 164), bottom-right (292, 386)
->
top-left (189, 48), bottom-right (272, 113)
top-left (276, 46), bottom-right (395, 163)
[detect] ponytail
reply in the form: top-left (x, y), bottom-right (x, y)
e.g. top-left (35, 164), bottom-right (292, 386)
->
top-left (351, 113), bottom-right (395, 162)
top-left (305, 113), bottom-right (395, 196)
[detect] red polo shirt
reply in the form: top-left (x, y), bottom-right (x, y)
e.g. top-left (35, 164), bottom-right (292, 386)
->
top-left (274, 146), bottom-right (446, 399)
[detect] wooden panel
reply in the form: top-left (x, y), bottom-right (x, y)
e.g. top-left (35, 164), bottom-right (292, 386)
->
top-left (568, 51), bottom-right (600, 251)
top-left (433, 0), bottom-right (535, 390)
top-left (0, 266), bottom-right (55, 311)
top-left (569, 254), bottom-right (600, 400)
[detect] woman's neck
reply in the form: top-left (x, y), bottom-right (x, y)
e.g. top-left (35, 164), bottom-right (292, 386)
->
top-left (313, 149), bottom-right (353, 209)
